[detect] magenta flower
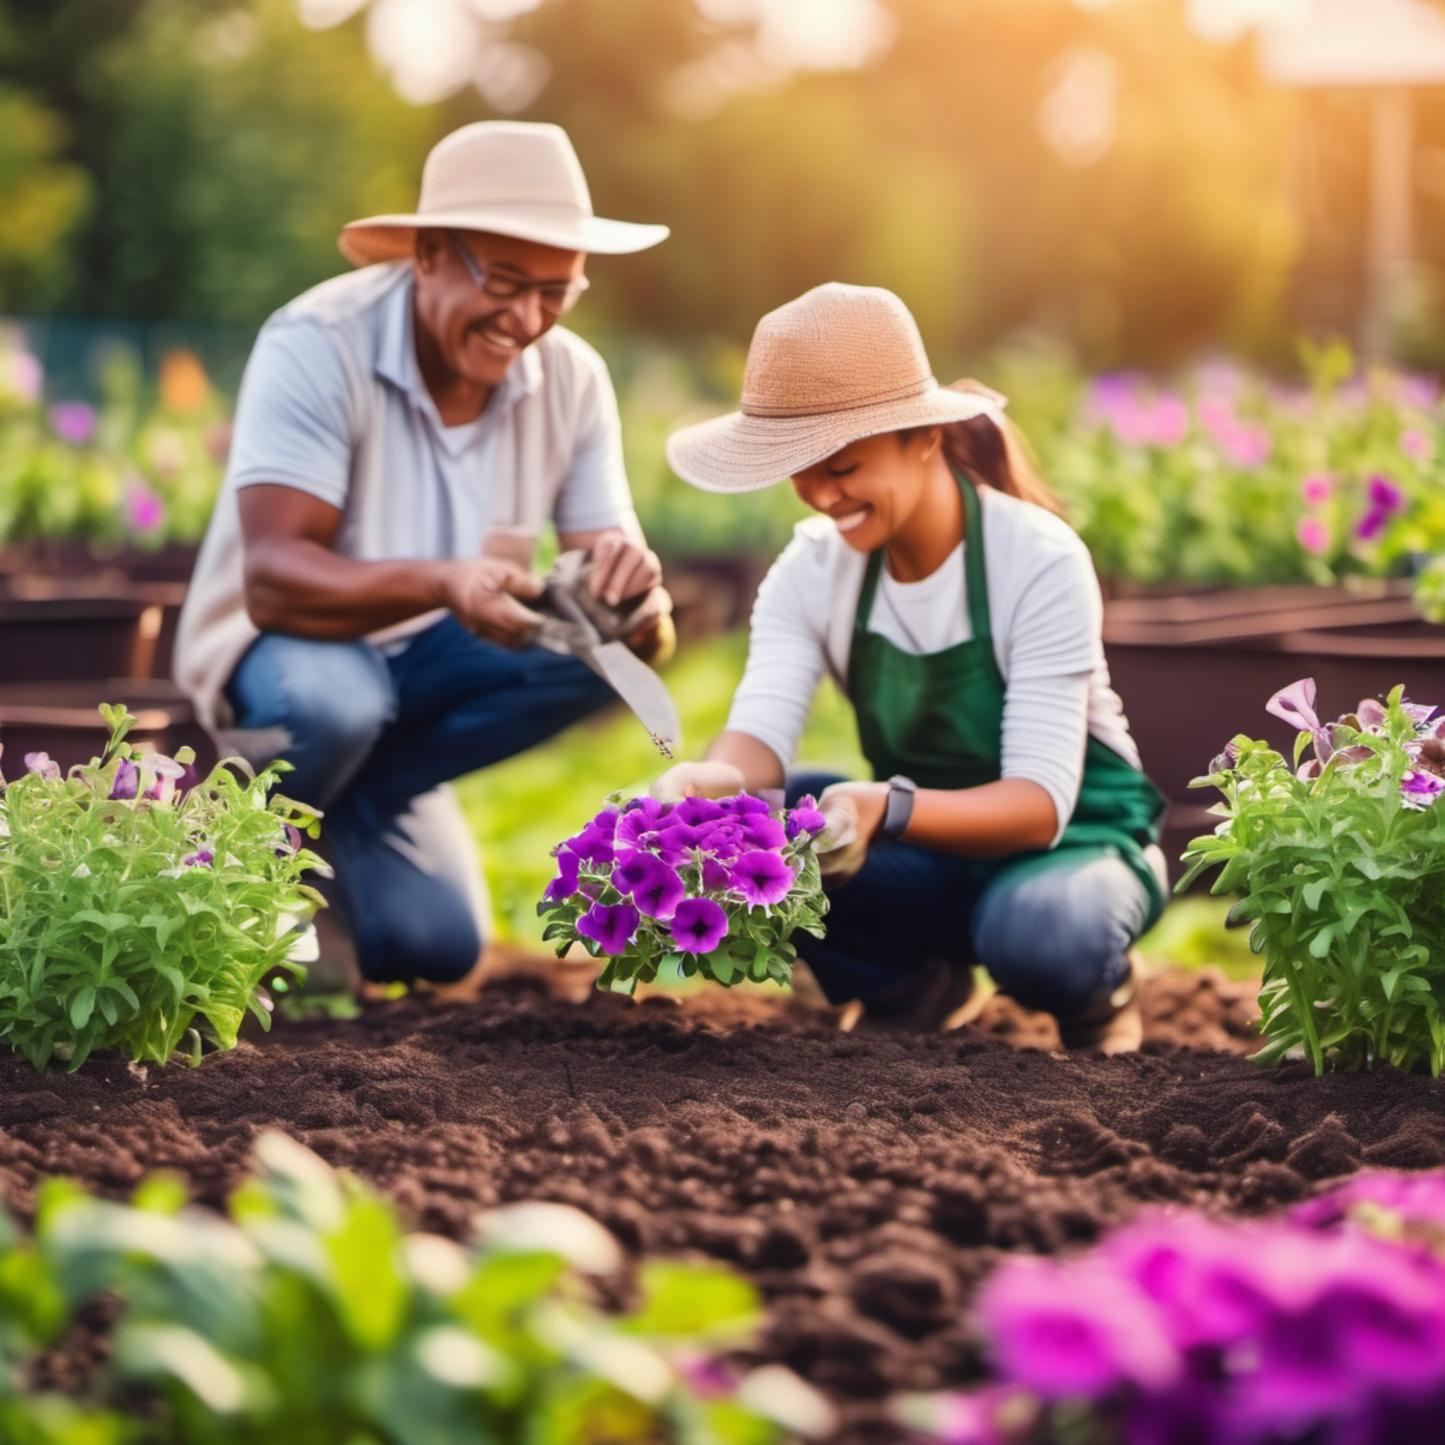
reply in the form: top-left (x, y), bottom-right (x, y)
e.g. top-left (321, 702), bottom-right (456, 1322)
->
top-left (1401, 769), bottom-right (1443, 809)
top-left (614, 852), bottom-right (686, 920)
top-left (700, 857), bottom-right (731, 891)
top-left (576, 901), bottom-right (639, 955)
top-left (1356, 473), bottom-right (1406, 541)
top-left (182, 849), bottom-right (214, 868)
top-left (48, 400), bottom-right (97, 445)
top-left (1266, 677), bottom-right (1323, 740)
top-left (669, 897), bottom-right (729, 954)
top-left (1295, 1170), bottom-right (1445, 1231)
top-left (979, 1257), bottom-right (1179, 1397)
top-left (729, 851), bottom-right (796, 907)
top-left (126, 479), bottom-right (166, 533)
top-left (1300, 471), bottom-right (1333, 505)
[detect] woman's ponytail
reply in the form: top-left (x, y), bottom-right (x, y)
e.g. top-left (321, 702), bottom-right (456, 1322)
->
top-left (939, 380), bottom-right (1063, 516)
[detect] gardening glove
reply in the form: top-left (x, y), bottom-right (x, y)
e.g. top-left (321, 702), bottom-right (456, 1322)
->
top-left (651, 760), bottom-right (745, 803)
top-left (814, 781), bottom-right (888, 888)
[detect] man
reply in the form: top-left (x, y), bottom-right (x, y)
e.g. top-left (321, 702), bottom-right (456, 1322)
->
top-left (174, 121), bottom-right (672, 986)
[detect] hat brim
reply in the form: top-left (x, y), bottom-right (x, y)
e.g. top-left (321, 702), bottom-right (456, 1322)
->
top-left (665, 387), bottom-right (1001, 494)
top-left (339, 209), bottom-right (669, 265)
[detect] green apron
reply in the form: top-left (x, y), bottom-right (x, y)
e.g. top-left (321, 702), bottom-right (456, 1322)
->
top-left (844, 471), bottom-right (1167, 927)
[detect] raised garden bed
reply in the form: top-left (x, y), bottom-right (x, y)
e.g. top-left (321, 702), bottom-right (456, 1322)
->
top-left (2, 962), bottom-right (1441, 1443)
top-left (1102, 582), bottom-right (1445, 877)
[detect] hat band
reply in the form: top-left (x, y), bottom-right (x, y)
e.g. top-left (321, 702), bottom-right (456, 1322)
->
top-left (740, 373), bottom-right (936, 420)
top-left (418, 196), bottom-right (594, 220)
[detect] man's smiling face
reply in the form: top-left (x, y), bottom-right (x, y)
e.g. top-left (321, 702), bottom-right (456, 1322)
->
top-left (412, 227), bottom-right (587, 395)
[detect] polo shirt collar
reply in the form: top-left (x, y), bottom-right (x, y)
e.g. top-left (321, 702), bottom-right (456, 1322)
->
top-left (375, 271), bottom-right (543, 433)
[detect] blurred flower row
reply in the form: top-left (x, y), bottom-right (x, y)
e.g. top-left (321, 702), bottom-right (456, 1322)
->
top-left (899, 1170), bottom-right (1445, 1445)
top-left (1038, 343), bottom-right (1445, 620)
top-left (0, 326), bottom-right (230, 551)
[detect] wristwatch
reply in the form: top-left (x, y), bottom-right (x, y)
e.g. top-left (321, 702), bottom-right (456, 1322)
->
top-left (879, 774), bottom-right (918, 841)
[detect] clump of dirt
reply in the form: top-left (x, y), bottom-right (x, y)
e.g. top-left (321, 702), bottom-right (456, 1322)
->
top-left (0, 962), bottom-right (1440, 1444)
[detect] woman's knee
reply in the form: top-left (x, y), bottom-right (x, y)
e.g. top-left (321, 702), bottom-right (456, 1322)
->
top-left (971, 853), bottom-right (1146, 1015)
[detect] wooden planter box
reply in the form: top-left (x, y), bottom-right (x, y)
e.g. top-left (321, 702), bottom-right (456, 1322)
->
top-left (1103, 583), bottom-right (1445, 880)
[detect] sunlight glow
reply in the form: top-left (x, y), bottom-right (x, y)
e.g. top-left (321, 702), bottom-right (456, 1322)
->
top-left (696, 0), bottom-right (894, 72)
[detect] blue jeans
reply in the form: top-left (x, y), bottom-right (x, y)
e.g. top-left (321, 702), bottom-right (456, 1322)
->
top-left (225, 617), bottom-right (614, 983)
top-left (789, 774), bottom-right (1152, 1020)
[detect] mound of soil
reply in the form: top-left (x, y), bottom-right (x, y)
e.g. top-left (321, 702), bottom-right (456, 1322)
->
top-left (1, 963), bottom-right (1442, 1443)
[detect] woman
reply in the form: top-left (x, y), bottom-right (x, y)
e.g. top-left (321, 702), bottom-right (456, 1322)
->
top-left (656, 283), bottom-right (1166, 1051)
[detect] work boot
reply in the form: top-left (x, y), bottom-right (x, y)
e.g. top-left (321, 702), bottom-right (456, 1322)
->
top-left (1057, 952), bottom-right (1144, 1055)
top-left (856, 957), bottom-right (981, 1034)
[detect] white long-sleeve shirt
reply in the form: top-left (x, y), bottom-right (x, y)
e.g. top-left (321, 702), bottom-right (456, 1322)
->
top-left (725, 485), bottom-right (1143, 846)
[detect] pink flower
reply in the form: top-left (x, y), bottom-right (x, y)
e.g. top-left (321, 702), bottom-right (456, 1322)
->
top-left (126, 478), bottom-right (166, 533)
top-left (1296, 516), bottom-right (1329, 555)
top-left (728, 851), bottom-right (796, 908)
top-left (1401, 428), bottom-right (1435, 462)
top-left (49, 400), bottom-right (97, 445)
top-left (1300, 472), bottom-right (1333, 505)
top-left (2, 347), bottom-right (42, 404)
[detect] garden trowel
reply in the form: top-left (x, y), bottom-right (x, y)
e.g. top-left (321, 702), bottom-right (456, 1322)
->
top-left (531, 550), bottom-right (681, 758)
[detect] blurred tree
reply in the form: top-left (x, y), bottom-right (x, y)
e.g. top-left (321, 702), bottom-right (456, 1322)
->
top-left (0, 0), bottom-right (433, 322)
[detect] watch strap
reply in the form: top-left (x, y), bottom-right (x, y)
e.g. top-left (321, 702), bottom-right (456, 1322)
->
top-left (879, 774), bottom-right (917, 840)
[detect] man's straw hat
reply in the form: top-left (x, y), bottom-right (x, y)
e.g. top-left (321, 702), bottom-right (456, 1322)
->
top-left (339, 121), bottom-right (669, 266)
top-left (666, 283), bottom-right (1002, 493)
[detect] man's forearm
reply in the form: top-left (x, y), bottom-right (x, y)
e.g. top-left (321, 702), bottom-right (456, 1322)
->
top-left (243, 537), bottom-right (453, 639)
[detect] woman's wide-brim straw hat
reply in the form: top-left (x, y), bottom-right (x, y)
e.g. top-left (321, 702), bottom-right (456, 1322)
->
top-left (666, 283), bottom-right (1002, 493)
top-left (339, 121), bottom-right (669, 266)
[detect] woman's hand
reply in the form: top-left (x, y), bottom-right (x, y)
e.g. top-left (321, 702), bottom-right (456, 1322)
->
top-left (651, 760), bottom-right (746, 803)
top-left (815, 780), bottom-right (888, 887)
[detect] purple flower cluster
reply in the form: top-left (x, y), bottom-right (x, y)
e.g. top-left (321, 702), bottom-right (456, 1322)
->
top-left (924, 1173), bottom-right (1445, 1445)
top-left (1265, 677), bottom-right (1445, 803)
top-left (545, 794), bottom-right (827, 959)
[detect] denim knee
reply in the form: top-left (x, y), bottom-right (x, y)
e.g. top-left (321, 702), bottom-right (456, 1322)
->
top-left (971, 851), bottom-right (1147, 1017)
top-left (227, 634), bottom-right (395, 806)
top-left (353, 897), bottom-right (481, 985)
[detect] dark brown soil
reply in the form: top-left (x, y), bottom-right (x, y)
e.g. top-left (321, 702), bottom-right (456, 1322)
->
top-left (2, 963), bottom-right (1443, 1443)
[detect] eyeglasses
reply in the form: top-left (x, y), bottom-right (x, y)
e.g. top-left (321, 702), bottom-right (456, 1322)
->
top-left (447, 231), bottom-right (589, 317)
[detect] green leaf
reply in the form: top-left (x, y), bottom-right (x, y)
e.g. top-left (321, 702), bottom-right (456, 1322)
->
top-left (68, 987), bottom-right (96, 1030)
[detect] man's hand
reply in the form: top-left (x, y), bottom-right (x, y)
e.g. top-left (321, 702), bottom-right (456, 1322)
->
top-left (587, 530), bottom-right (662, 608)
top-left (814, 780), bottom-right (889, 888)
top-left (440, 557), bottom-right (546, 648)
top-left (651, 760), bottom-right (745, 803)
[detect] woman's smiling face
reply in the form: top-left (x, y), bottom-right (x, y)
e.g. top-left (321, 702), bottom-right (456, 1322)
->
top-left (790, 428), bottom-right (941, 554)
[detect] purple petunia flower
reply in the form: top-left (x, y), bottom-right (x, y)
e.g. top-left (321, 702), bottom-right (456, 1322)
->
top-left (669, 897), bottom-right (729, 954)
top-left (576, 901), bottom-right (639, 956)
top-left (740, 814), bottom-right (787, 850)
top-left (729, 851), bottom-right (796, 908)
top-left (24, 752), bottom-right (60, 780)
top-left (566, 819), bottom-right (616, 867)
top-left (109, 758), bottom-right (140, 799)
top-left (48, 400), bottom-right (97, 445)
top-left (700, 856), bottom-right (732, 891)
top-left (787, 796), bottom-right (828, 839)
top-left (721, 793), bottom-right (772, 818)
top-left (1267, 678), bottom-right (1328, 759)
top-left (673, 795), bottom-right (726, 826)
top-left (544, 848), bottom-right (581, 902)
top-left (627, 854), bottom-right (687, 920)
top-left (182, 849), bottom-right (214, 868)
top-left (1356, 473), bottom-right (1407, 542)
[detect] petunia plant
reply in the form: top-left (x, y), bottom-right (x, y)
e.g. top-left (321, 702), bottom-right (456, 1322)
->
top-left (0, 705), bottom-right (327, 1071)
top-left (537, 793), bottom-right (829, 993)
top-left (1179, 678), bottom-right (1445, 1074)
